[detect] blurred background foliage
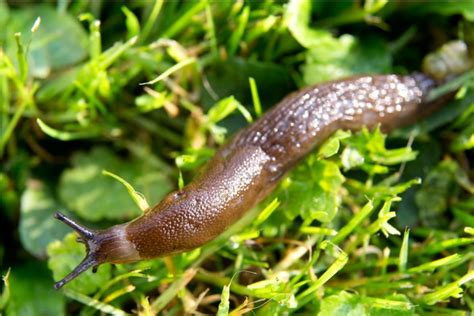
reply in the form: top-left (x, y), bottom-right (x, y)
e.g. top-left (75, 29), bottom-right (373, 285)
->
top-left (0, 0), bottom-right (473, 315)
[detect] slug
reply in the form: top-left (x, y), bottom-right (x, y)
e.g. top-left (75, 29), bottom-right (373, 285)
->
top-left (53, 41), bottom-right (472, 289)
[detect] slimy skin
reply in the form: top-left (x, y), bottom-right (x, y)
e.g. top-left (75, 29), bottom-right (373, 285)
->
top-left (126, 74), bottom-right (440, 258)
top-left (53, 42), bottom-right (471, 290)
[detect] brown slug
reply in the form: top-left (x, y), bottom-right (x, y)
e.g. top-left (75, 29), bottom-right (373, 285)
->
top-left (53, 41), bottom-right (472, 289)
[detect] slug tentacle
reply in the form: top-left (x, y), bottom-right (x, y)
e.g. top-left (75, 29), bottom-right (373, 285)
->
top-left (53, 212), bottom-right (140, 289)
top-left (53, 253), bottom-right (98, 290)
top-left (53, 212), bottom-right (99, 289)
top-left (54, 212), bottom-right (95, 240)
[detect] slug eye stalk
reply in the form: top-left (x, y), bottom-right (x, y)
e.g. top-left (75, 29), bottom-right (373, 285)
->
top-left (53, 212), bottom-right (99, 290)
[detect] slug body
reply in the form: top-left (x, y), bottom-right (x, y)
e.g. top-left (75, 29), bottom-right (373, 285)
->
top-left (53, 42), bottom-right (471, 289)
top-left (127, 74), bottom-right (440, 258)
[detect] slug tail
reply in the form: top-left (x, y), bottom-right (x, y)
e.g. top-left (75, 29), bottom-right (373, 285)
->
top-left (53, 212), bottom-right (99, 290)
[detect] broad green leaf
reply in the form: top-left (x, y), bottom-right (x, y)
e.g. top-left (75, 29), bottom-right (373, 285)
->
top-left (6, 262), bottom-right (65, 316)
top-left (303, 34), bottom-right (391, 84)
top-left (47, 233), bottom-right (111, 295)
top-left (286, 0), bottom-right (391, 84)
top-left (396, 139), bottom-right (442, 227)
top-left (281, 159), bottom-right (345, 223)
top-left (19, 180), bottom-right (70, 258)
top-left (59, 147), bottom-right (172, 222)
top-left (4, 5), bottom-right (88, 78)
top-left (415, 159), bottom-right (459, 227)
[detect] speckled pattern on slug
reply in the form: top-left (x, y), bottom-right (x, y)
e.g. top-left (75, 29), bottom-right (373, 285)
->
top-left (125, 145), bottom-right (274, 258)
top-left (123, 73), bottom-right (443, 259)
top-left (123, 73), bottom-right (441, 259)
top-left (227, 74), bottom-right (436, 173)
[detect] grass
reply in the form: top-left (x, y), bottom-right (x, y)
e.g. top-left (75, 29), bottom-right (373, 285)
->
top-left (0, 0), bottom-right (473, 315)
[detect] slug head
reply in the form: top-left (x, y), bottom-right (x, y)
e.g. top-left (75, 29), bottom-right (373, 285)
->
top-left (53, 212), bottom-right (103, 290)
top-left (53, 212), bottom-right (140, 289)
